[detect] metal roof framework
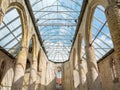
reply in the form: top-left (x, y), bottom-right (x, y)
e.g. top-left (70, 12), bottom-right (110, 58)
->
top-left (0, 0), bottom-right (113, 62)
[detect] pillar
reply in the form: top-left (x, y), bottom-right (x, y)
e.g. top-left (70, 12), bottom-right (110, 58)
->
top-left (105, 2), bottom-right (120, 80)
top-left (77, 35), bottom-right (87, 90)
top-left (12, 47), bottom-right (28, 90)
top-left (73, 49), bottom-right (80, 90)
top-left (40, 60), bottom-right (47, 90)
top-left (69, 61), bottom-right (74, 90)
top-left (79, 59), bottom-right (87, 90)
top-left (85, 45), bottom-right (101, 90)
top-left (28, 58), bottom-right (38, 90)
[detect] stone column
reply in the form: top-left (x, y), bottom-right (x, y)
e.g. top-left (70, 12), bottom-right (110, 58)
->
top-left (85, 45), bottom-right (101, 90)
top-left (105, 2), bottom-right (120, 80)
top-left (40, 60), bottom-right (47, 90)
top-left (79, 59), bottom-right (87, 90)
top-left (72, 49), bottom-right (80, 90)
top-left (77, 35), bottom-right (87, 90)
top-left (69, 61), bottom-right (74, 90)
top-left (12, 47), bottom-right (28, 90)
top-left (28, 58), bottom-right (38, 90)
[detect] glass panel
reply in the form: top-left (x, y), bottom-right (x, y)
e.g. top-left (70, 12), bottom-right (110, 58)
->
top-left (0, 34), bottom-right (14, 46)
top-left (3, 9), bottom-right (19, 23)
top-left (7, 17), bottom-right (21, 30)
top-left (29, 0), bottom-right (83, 62)
top-left (13, 27), bottom-right (22, 37)
top-left (0, 27), bottom-right (10, 39)
top-left (91, 5), bottom-right (113, 61)
top-left (5, 40), bottom-right (18, 50)
top-left (0, 8), bottom-right (22, 57)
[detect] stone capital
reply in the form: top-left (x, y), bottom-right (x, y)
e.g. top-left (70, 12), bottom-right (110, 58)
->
top-left (105, 1), bottom-right (120, 13)
top-left (20, 46), bottom-right (28, 50)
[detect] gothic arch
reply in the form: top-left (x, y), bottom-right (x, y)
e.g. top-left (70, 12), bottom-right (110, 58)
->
top-left (29, 34), bottom-right (38, 60)
top-left (0, 1), bottom-right (29, 48)
top-left (84, 0), bottom-right (109, 44)
top-left (84, 0), bottom-right (114, 60)
top-left (28, 34), bottom-right (38, 90)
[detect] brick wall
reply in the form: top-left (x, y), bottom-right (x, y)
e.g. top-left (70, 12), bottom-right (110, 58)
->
top-left (0, 50), bottom-right (15, 90)
top-left (98, 50), bottom-right (120, 90)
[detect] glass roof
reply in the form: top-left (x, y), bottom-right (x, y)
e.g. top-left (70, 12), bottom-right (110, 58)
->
top-left (0, 1), bottom-right (113, 63)
top-left (29, 0), bottom-right (83, 62)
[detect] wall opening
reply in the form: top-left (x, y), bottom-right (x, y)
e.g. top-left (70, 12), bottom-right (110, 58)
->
top-left (0, 8), bottom-right (22, 57)
top-left (91, 5), bottom-right (113, 61)
top-left (56, 67), bottom-right (62, 89)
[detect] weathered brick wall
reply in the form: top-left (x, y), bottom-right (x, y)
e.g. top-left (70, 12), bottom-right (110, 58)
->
top-left (22, 72), bottom-right (30, 90)
top-left (0, 48), bottom-right (56, 90)
top-left (62, 61), bottom-right (72, 90)
top-left (45, 61), bottom-right (56, 90)
top-left (98, 51), bottom-right (120, 90)
top-left (22, 51), bottom-right (56, 90)
top-left (63, 58), bottom-right (88, 90)
top-left (0, 50), bottom-right (15, 90)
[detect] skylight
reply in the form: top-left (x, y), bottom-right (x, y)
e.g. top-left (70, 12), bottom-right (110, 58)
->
top-left (29, 0), bottom-right (83, 62)
top-left (0, 1), bottom-right (113, 63)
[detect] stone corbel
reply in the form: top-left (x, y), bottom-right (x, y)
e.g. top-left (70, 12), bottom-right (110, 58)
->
top-left (105, 0), bottom-right (120, 15)
top-left (0, 7), bottom-right (4, 24)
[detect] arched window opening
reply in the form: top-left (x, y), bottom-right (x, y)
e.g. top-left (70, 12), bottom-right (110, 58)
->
top-left (25, 59), bottom-right (31, 73)
top-left (0, 8), bottom-right (22, 57)
top-left (91, 5), bottom-right (113, 61)
top-left (25, 39), bottom-right (33, 72)
top-left (56, 67), bottom-right (62, 89)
